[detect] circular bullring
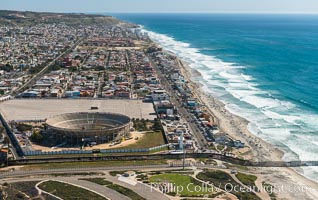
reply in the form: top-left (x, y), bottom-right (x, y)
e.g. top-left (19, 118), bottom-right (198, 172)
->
top-left (45, 112), bottom-right (131, 143)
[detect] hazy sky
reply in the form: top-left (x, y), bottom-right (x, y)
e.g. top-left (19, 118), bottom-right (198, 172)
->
top-left (1, 0), bottom-right (318, 13)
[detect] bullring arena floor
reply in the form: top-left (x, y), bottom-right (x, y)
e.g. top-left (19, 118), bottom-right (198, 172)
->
top-left (0, 99), bottom-right (156, 121)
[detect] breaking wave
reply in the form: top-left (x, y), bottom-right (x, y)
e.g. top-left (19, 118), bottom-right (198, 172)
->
top-left (142, 28), bottom-right (318, 181)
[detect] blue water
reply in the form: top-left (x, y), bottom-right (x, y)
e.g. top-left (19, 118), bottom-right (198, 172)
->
top-left (111, 13), bottom-right (318, 179)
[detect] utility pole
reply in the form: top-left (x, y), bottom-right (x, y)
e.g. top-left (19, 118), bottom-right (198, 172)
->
top-left (180, 132), bottom-right (186, 170)
top-left (182, 147), bottom-right (186, 170)
top-left (3, 136), bottom-right (9, 167)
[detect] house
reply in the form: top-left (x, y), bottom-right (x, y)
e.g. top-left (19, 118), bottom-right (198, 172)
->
top-left (0, 149), bottom-right (8, 161)
top-left (155, 100), bottom-right (175, 114)
top-left (215, 135), bottom-right (231, 145)
top-left (65, 90), bottom-right (80, 98)
top-left (19, 91), bottom-right (39, 98)
top-left (114, 89), bottom-right (131, 98)
top-left (151, 90), bottom-right (169, 101)
top-left (187, 98), bottom-right (197, 107)
top-left (233, 140), bottom-right (245, 148)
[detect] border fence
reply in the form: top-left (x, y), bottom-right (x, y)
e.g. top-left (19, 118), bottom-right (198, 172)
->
top-left (23, 144), bottom-right (170, 156)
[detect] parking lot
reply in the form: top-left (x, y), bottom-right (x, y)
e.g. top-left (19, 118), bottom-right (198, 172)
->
top-left (0, 99), bottom-right (156, 121)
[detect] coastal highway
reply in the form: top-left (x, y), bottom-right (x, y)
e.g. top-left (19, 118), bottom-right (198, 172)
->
top-left (148, 56), bottom-right (208, 150)
top-left (0, 164), bottom-right (173, 178)
top-left (2, 159), bottom-right (318, 180)
top-left (3, 159), bottom-right (316, 179)
top-left (7, 151), bottom-right (318, 168)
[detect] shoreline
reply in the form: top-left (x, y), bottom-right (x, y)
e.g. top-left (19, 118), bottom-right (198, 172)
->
top-left (177, 59), bottom-right (284, 162)
top-left (161, 48), bottom-right (283, 161)
top-left (149, 40), bottom-right (318, 199)
top-left (177, 57), bottom-right (318, 199)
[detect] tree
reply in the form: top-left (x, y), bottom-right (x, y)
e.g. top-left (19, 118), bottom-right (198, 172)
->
top-left (0, 64), bottom-right (13, 72)
top-left (74, 55), bottom-right (81, 60)
top-left (152, 118), bottom-right (163, 131)
top-left (16, 123), bottom-right (32, 132)
top-left (141, 119), bottom-right (147, 131)
top-left (49, 64), bottom-right (61, 71)
top-left (30, 130), bottom-right (43, 143)
top-left (3, 136), bottom-right (9, 146)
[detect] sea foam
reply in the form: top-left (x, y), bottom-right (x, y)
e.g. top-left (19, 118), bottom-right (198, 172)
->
top-left (142, 28), bottom-right (318, 181)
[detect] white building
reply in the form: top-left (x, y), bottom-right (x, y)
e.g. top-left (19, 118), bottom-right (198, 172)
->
top-left (151, 90), bottom-right (169, 101)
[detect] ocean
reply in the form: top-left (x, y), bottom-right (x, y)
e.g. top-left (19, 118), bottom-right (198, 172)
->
top-left (111, 13), bottom-right (318, 180)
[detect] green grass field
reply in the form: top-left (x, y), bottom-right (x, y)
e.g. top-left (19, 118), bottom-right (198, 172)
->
top-left (235, 172), bottom-right (258, 189)
top-left (81, 178), bottom-right (145, 200)
top-left (196, 170), bottom-right (261, 200)
top-left (25, 131), bottom-right (167, 160)
top-left (149, 173), bottom-right (215, 197)
top-left (262, 182), bottom-right (277, 200)
top-left (116, 131), bottom-right (166, 149)
top-left (38, 180), bottom-right (106, 200)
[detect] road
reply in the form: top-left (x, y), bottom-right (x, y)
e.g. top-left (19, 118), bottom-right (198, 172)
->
top-left (148, 56), bottom-right (208, 150)
top-left (57, 177), bottom-right (130, 200)
top-left (4, 176), bottom-right (131, 200)
top-left (1, 163), bottom-right (315, 200)
top-left (0, 165), bottom-right (179, 200)
top-left (104, 173), bottom-right (170, 200)
top-left (0, 163), bottom-right (266, 200)
top-left (0, 164), bottom-right (171, 179)
top-left (0, 162), bottom-right (223, 180)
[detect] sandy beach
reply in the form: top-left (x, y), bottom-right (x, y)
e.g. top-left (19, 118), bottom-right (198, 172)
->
top-left (173, 56), bottom-right (318, 199)
top-left (176, 58), bottom-right (282, 161)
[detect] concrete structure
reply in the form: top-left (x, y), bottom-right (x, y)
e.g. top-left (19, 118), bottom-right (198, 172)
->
top-left (46, 112), bottom-right (131, 144)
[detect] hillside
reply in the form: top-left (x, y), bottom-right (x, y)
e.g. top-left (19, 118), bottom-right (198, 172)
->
top-left (0, 10), bottom-right (125, 26)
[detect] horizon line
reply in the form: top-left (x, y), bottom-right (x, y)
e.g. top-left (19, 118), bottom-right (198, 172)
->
top-left (2, 9), bottom-right (318, 15)
top-left (95, 11), bottom-right (318, 15)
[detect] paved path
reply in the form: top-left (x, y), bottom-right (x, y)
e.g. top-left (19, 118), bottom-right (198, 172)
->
top-left (214, 168), bottom-right (270, 200)
top-left (35, 180), bottom-right (63, 200)
top-left (1, 176), bottom-right (131, 200)
top-left (104, 173), bottom-right (170, 200)
top-left (56, 177), bottom-right (130, 200)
